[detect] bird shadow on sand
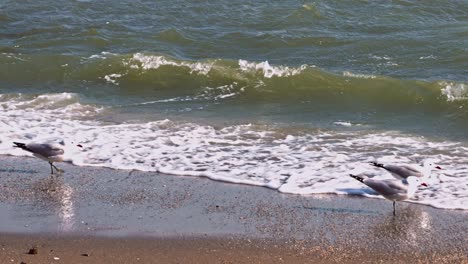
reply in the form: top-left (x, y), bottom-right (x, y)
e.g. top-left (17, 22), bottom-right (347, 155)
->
top-left (299, 206), bottom-right (379, 215)
top-left (0, 168), bottom-right (39, 174)
top-left (337, 187), bottom-right (378, 196)
top-left (297, 189), bottom-right (381, 215)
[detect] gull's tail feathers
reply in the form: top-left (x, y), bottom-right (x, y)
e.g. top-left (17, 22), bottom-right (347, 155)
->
top-left (369, 162), bottom-right (385, 169)
top-left (13, 142), bottom-right (33, 153)
top-left (349, 174), bottom-right (365, 183)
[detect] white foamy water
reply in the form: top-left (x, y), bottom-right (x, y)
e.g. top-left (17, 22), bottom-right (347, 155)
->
top-left (1, 93), bottom-right (467, 210)
top-left (0, 93), bottom-right (103, 118)
top-left (342, 71), bottom-right (377, 79)
top-left (98, 53), bottom-right (217, 86)
top-left (101, 54), bottom-right (310, 86)
top-left (440, 81), bottom-right (468, 101)
top-left (130, 53), bottom-right (214, 75)
top-left (238, 59), bottom-right (307, 78)
top-left (104, 73), bottom-right (122, 84)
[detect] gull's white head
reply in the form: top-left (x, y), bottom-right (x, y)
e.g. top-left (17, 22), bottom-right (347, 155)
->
top-left (423, 159), bottom-right (442, 170)
top-left (58, 140), bottom-right (84, 149)
top-left (407, 176), bottom-right (428, 187)
top-left (65, 140), bottom-right (84, 149)
top-left (61, 141), bottom-right (85, 164)
top-left (406, 176), bottom-right (428, 198)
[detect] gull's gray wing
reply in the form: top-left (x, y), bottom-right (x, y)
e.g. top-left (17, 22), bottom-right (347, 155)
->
top-left (383, 164), bottom-right (423, 178)
top-left (26, 143), bottom-right (64, 157)
top-left (364, 178), bottom-right (407, 196)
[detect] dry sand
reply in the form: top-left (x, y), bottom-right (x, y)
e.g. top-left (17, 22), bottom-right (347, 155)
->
top-left (0, 156), bottom-right (467, 263)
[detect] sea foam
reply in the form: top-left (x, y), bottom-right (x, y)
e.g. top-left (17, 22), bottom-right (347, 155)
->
top-left (1, 93), bottom-right (467, 210)
top-left (238, 59), bottom-right (307, 78)
top-left (130, 53), bottom-right (214, 75)
top-left (440, 81), bottom-right (468, 101)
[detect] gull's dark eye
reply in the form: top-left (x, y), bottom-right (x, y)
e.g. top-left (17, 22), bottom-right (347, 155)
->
top-left (77, 144), bottom-right (83, 148)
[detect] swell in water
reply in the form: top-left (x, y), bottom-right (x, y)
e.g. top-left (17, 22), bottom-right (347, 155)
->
top-left (1, 52), bottom-right (467, 118)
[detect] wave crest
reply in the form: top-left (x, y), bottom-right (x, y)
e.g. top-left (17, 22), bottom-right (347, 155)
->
top-left (238, 59), bottom-right (307, 78)
top-left (440, 82), bottom-right (468, 101)
top-left (130, 53), bottom-right (214, 75)
top-left (0, 92), bottom-right (103, 118)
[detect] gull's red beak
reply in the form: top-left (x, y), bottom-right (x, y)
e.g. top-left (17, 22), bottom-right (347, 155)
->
top-left (421, 182), bottom-right (428, 187)
top-left (435, 166), bottom-right (442, 170)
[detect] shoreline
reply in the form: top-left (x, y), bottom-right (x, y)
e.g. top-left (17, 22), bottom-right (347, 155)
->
top-left (0, 155), bottom-right (467, 263)
top-left (2, 233), bottom-right (466, 264)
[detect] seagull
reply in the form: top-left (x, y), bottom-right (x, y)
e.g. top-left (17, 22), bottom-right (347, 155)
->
top-left (13, 141), bottom-right (83, 174)
top-left (370, 160), bottom-right (442, 181)
top-left (349, 174), bottom-right (427, 216)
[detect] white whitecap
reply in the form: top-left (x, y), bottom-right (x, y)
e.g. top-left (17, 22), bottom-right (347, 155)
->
top-left (130, 53), bottom-right (213, 75)
top-left (238, 59), bottom-right (307, 78)
top-left (440, 81), bottom-right (468, 101)
top-left (342, 71), bottom-right (376, 79)
top-left (333, 121), bottom-right (353, 127)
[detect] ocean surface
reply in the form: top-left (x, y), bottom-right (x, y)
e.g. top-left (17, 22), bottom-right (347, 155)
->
top-left (0, 1), bottom-right (467, 210)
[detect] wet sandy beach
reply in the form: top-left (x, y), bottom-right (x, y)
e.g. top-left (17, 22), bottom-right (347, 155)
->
top-left (0, 156), bottom-right (467, 263)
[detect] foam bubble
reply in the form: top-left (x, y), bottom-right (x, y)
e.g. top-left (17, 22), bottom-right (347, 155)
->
top-left (343, 71), bottom-right (377, 79)
top-left (369, 55), bottom-right (398, 66)
top-left (333, 121), bottom-right (353, 127)
top-left (0, 93), bottom-right (103, 127)
top-left (440, 81), bottom-right (468, 101)
top-left (130, 53), bottom-right (213, 75)
top-left (238, 59), bottom-right (307, 78)
top-left (104, 73), bottom-right (122, 84)
top-left (1, 93), bottom-right (83, 110)
top-left (419, 55), bottom-right (437, 60)
top-left (87, 51), bottom-right (117, 60)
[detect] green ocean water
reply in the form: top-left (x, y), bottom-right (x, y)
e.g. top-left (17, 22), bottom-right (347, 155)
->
top-left (1, 1), bottom-right (467, 138)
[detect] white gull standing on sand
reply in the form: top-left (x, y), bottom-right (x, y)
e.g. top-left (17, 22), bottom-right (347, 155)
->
top-left (369, 160), bottom-right (442, 181)
top-left (349, 174), bottom-right (427, 216)
top-left (13, 141), bottom-right (83, 174)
